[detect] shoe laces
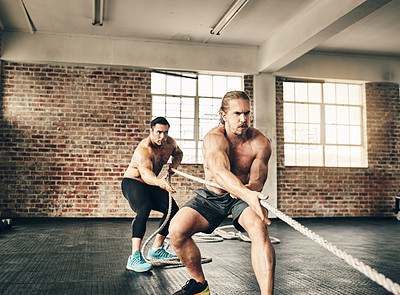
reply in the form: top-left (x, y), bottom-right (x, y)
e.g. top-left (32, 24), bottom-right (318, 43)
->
top-left (154, 247), bottom-right (172, 258)
top-left (131, 252), bottom-right (146, 264)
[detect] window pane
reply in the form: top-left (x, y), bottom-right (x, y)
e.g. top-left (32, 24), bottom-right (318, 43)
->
top-left (199, 97), bottom-right (220, 119)
top-left (198, 141), bottom-right (203, 163)
top-left (181, 97), bottom-right (195, 118)
top-left (283, 82), bottom-right (294, 101)
top-left (284, 123), bottom-right (296, 143)
top-left (295, 83), bottom-right (308, 102)
top-left (324, 83), bottom-right (336, 104)
top-left (308, 124), bottom-right (320, 143)
top-left (177, 140), bottom-right (196, 163)
top-left (349, 85), bottom-right (361, 105)
top-left (284, 144), bottom-right (296, 165)
top-left (308, 83), bottom-right (322, 103)
top-left (181, 119), bottom-right (194, 139)
top-left (227, 76), bottom-right (242, 91)
top-left (325, 146), bottom-right (337, 167)
top-left (336, 84), bottom-right (349, 105)
top-left (309, 105), bottom-right (320, 123)
top-left (337, 125), bottom-right (350, 144)
top-left (152, 96), bottom-right (165, 117)
top-left (325, 105), bottom-right (337, 124)
top-left (168, 118), bottom-right (180, 138)
top-left (338, 146), bottom-right (350, 167)
top-left (349, 106), bottom-right (361, 125)
top-left (199, 75), bottom-right (212, 97)
top-left (166, 96), bottom-right (180, 117)
top-left (350, 126), bottom-right (361, 145)
top-left (296, 145), bottom-right (309, 166)
top-left (284, 103), bottom-right (295, 122)
top-left (295, 123), bottom-right (308, 143)
top-left (182, 77), bottom-right (196, 96)
top-left (296, 104), bottom-right (308, 123)
top-left (309, 145), bottom-right (323, 166)
top-left (337, 106), bottom-right (349, 124)
top-left (350, 146), bottom-right (362, 167)
top-left (200, 119), bottom-right (217, 138)
top-left (166, 75), bottom-right (180, 95)
top-left (326, 125), bottom-right (337, 144)
top-left (213, 76), bottom-right (227, 97)
top-left (151, 73), bottom-right (166, 94)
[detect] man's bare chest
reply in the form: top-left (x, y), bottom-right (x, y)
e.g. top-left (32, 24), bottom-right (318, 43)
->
top-left (228, 145), bottom-right (256, 175)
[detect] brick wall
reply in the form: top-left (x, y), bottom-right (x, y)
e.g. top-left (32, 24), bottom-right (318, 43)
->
top-left (276, 77), bottom-right (400, 217)
top-left (244, 75), bottom-right (254, 124)
top-left (2, 62), bottom-right (398, 218)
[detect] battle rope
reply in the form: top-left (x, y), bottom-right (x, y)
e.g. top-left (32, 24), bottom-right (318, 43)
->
top-left (171, 168), bottom-right (400, 295)
top-left (141, 173), bottom-right (212, 267)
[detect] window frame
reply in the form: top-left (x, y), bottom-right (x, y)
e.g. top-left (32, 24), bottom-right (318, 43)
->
top-left (283, 80), bottom-right (368, 168)
top-left (151, 70), bottom-right (243, 164)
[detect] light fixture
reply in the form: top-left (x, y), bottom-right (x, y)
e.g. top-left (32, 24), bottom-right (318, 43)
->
top-left (92, 0), bottom-right (104, 26)
top-left (210, 0), bottom-right (249, 35)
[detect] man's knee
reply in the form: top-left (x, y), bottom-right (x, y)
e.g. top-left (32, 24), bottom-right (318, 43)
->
top-left (240, 211), bottom-right (268, 239)
top-left (169, 215), bottom-right (188, 246)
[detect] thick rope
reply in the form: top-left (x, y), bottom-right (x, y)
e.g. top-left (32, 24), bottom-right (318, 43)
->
top-left (171, 168), bottom-right (400, 295)
top-left (141, 173), bottom-right (212, 267)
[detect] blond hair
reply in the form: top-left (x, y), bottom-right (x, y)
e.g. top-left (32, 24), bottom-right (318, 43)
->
top-left (219, 91), bottom-right (250, 125)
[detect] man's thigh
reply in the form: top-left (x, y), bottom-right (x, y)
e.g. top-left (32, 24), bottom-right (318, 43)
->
top-left (171, 207), bottom-right (212, 236)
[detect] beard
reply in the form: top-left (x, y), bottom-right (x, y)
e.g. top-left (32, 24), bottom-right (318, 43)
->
top-left (233, 124), bottom-right (248, 136)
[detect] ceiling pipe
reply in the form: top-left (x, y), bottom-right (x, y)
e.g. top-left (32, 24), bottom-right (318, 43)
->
top-left (19, 0), bottom-right (35, 34)
top-left (92, 0), bottom-right (96, 25)
top-left (99, 0), bottom-right (104, 26)
top-left (210, 0), bottom-right (249, 35)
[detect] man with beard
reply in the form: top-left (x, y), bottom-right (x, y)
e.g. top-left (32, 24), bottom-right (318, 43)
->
top-left (170, 91), bottom-right (275, 295)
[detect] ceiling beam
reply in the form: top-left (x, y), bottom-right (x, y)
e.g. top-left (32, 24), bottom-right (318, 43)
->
top-left (258, 0), bottom-right (392, 73)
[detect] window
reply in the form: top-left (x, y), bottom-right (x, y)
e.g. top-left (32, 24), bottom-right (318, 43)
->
top-left (151, 72), bottom-right (242, 163)
top-left (283, 81), bottom-right (367, 167)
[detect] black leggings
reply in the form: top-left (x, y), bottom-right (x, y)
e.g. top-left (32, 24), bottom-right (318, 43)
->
top-left (121, 178), bottom-right (179, 239)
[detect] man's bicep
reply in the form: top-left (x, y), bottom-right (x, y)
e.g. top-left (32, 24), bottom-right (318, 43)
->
top-left (248, 146), bottom-right (271, 189)
top-left (203, 134), bottom-right (230, 171)
top-left (136, 148), bottom-right (153, 171)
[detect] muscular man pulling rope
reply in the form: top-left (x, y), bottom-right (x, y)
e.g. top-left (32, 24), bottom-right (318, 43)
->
top-left (169, 91), bottom-right (275, 295)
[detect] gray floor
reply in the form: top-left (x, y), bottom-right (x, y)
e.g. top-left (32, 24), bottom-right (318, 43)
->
top-left (0, 217), bottom-right (399, 295)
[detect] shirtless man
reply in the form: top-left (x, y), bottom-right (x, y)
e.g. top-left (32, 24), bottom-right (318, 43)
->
top-left (169, 91), bottom-right (275, 294)
top-left (121, 116), bottom-right (183, 272)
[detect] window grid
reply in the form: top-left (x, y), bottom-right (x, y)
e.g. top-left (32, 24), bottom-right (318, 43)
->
top-left (283, 81), bottom-right (367, 168)
top-left (152, 72), bottom-right (243, 163)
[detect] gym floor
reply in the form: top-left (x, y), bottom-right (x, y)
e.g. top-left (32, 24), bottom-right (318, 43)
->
top-left (0, 217), bottom-right (399, 295)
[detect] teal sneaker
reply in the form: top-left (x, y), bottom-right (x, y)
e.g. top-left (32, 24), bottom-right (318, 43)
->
top-left (147, 243), bottom-right (177, 259)
top-left (126, 251), bottom-right (153, 272)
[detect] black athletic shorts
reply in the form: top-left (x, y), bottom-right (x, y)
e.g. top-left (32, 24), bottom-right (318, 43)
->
top-left (183, 187), bottom-right (249, 234)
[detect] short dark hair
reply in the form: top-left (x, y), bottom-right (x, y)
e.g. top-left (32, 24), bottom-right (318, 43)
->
top-left (151, 117), bottom-right (170, 129)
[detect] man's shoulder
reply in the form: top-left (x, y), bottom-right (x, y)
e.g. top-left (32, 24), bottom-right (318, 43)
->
top-left (206, 125), bottom-right (225, 136)
top-left (204, 125), bottom-right (226, 141)
top-left (248, 127), bottom-right (271, 148)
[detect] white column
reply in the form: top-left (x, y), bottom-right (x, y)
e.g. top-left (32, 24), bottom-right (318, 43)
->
top-left (253, 73), bottom-right (277, 217)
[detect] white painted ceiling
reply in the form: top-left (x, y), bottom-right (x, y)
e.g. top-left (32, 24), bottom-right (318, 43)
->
top-left (0, 0), bottom-right (399, 67)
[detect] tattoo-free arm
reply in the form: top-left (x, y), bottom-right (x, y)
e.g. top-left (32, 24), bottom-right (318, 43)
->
top-left (136, 147), bottom-right (175, 193)
top-left (245, 138), bottom-right (271, 192)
